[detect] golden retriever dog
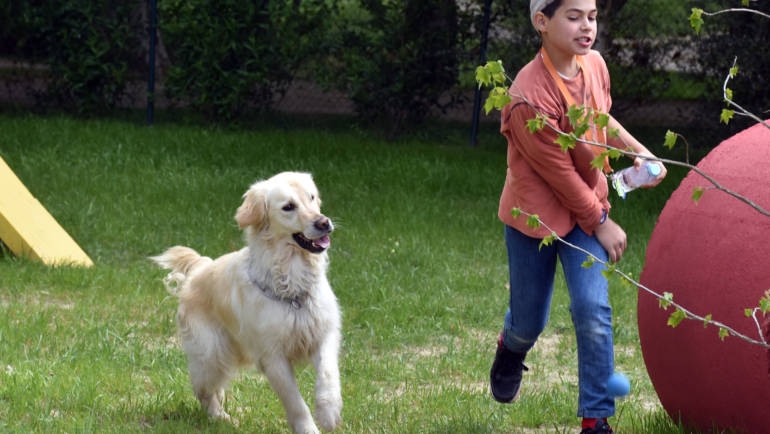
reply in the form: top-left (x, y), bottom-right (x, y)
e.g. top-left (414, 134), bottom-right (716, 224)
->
top-left (151, 172), bottom-right (342, 434)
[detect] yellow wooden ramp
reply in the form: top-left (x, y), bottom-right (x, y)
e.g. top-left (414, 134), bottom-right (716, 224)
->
top-left (0, 156), bottom-right (93, 267)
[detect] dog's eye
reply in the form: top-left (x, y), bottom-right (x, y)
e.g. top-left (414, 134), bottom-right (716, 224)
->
top-left (282, 203), bottom-right (296, 212)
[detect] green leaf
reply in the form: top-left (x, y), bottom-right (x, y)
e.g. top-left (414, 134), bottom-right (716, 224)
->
top-left (492, 72), bottom-right (507, 86)
top-left (729, 65), bottom-right (739, 78)
top-left (476, 60), bottom-right (509, 88)
top-left (692, 187), bottom-right (705, 204)
top-left (567, 105), bottom-right (584, 127)
top-left (489, 86), bottom-right (504, 97)
top-left (667, 309), bottom-right (686, 328)
top-left (526, 114), bottom-right (546, 133)
top-left (483, 87), bottom-right (512, 114)
top-left (475, 65), bottom-right (491, 88)
top-left (483, 97), bottom-right (495, 114)
top-left (690, 8), bottom-right (704, 35)
top-left (718, 327), bottom-right (729, 341)
top-left (591, 153), bottom-right (607, 171)
top-left (759, 296), bottom-right (770, 314)
top-left (664, 130), bottom-right (677, 150)
top-left (620, 274), bottom-right (634, 289)
top-left (539, 233), bottom-right (557, 250)
top-left (495, 94), bottom-right (512, 110)
top-left (703, 314), bottom-right (712, 328)
top-left (742, 0), bottom-right (749, 6)
top-left (555, 133), bottom-right (577, 152)
top-left (607, 128), bottom-right (620, 139)
top-left (601, 263), bottom-right (616, 280)
top-left (486, 60), bottom-right (504, 76)
top-left (744, 308), bottom-right (754, 318)
top-left (511, 207), bottom-right (522, 219)
top-left (526, 214), bottom-right (541, 230)
top-left (607, 148), bottom-right (622, 160)
top-left (659, 292), bottom-right (674, 310)
top-left (574, 122), bottom-right (590, 140)
top-left (526, 119), bottom-right (539, 133)
top-left (582, 257), bottom-right (596, 269)
top-left (724, 87), bottom-right (733, 101)
top-left (720, 109), bottom-right (735, 125)
top-left (594, 113), bottom-right (610, 130)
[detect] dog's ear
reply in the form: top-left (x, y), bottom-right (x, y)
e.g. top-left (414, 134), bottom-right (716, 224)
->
top-left (235, 182), bottom-right (267, 230)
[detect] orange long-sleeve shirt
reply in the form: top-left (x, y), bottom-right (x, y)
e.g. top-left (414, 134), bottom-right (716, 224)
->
top-left (498, 50), bottom-right (612, 238)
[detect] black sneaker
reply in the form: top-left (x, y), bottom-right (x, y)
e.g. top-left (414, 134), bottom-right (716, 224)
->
top-left (580, 419), bottom-right (614, 434)
top-left (489, 334), bottom-right (528, 403)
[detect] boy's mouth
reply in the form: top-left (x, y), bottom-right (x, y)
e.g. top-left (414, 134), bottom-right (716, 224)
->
top-left (576, 37), bottom-right (593, 47)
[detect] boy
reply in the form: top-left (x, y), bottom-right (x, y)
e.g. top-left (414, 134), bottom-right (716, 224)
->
top-left (489, 1), bottom-right (667, 433)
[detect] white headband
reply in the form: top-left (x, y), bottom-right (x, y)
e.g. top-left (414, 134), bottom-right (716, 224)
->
top-left (530, 0), bottom-right (558, 26)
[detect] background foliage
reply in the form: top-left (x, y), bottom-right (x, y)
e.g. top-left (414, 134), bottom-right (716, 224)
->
top-left (695, 0), bottom-right (770, 113)
top-left (0, 0), bottom-right (142, 113)
top-left (0, 0), bottom-right (767, 132)
top-left (159, 0), bottom-right (329, 120)
top-left (313, 0), bottom-right (464, 132)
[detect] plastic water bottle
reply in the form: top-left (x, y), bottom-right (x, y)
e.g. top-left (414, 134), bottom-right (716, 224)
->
top-left (610, 161), bottom-right (662, 199)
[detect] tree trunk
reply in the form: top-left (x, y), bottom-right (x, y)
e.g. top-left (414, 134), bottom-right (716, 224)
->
top-left (595, 0), bottom-right (628, 54)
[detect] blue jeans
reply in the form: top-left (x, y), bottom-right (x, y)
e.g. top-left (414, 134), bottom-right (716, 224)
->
top-left (502, 224), bottom-right (615, 418)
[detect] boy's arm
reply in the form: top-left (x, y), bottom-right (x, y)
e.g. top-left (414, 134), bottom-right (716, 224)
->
top-left (607, 115), bottom-right (667, 187)
top-left (505, 103), bottom-right (608, 234)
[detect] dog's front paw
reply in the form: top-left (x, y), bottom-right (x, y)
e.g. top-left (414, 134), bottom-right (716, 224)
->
top-left (291, 419), bottom-right (321, 434)
top-left (315, 397), bottom-right (342, 431)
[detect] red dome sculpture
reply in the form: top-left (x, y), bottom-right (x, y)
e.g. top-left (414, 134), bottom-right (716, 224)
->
top-left (638, 120), bottom-right (770, 433)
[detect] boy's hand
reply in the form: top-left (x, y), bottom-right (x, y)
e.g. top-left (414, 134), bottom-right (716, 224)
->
top-left (595, 217), bottom-right (626, 263)
top-left (633, 153), bottom-right (667, 188)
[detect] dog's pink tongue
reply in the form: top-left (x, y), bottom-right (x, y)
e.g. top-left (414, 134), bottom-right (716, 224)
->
top-left (315, 235), bottom-right (331, 249)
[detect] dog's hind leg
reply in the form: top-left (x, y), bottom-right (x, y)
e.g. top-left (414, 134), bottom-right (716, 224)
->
top-left (187, 352), bottom-right (234, 420)
top-left (260, 356), bottom-right (319, 434)
top-left (189, 356), bottom-right (236, 421)
top-left (180, 317), bottom-right (236, 421)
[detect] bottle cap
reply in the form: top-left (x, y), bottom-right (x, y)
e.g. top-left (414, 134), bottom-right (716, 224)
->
top-left (647, 163), bottom-right (661, 177)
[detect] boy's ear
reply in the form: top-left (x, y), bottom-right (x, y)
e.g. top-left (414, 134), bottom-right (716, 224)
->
top-left (235, 181), bottom-right (268, 230)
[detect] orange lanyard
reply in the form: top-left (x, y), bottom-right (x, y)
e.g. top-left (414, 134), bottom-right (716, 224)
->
top-left (540, 48), bottom-right (610, 172)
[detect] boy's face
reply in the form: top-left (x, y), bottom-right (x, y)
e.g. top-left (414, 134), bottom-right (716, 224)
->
top-left (536, 0), bottom-right (597, 57)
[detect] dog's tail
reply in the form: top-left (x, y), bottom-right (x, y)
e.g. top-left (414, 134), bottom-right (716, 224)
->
top-left (149, 246), bottom-right (212, 296)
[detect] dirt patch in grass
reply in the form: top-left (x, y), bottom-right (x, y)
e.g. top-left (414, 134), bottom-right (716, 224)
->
top-left (0, 291), bottom-right (74, 310)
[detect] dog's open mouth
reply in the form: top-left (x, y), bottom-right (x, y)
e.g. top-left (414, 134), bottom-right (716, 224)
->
top-left (292, 233), bottom-right (331, 253)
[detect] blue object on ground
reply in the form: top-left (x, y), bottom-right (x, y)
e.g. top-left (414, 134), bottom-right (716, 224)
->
top-left (607, 372), bottom-right (630, 397)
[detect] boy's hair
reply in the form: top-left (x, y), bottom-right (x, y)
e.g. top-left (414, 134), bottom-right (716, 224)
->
top-left (530, 0), bottom-right (563, 26)
top-left (540, 0), bottom-right (562, 18)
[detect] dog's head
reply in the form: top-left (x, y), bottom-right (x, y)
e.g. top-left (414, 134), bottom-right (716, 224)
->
top-left (235, 172), bottom-right (333, 254)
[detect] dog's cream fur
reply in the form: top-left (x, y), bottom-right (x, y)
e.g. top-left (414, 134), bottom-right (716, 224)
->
top-left (151, 172), bottom-right (342, 434)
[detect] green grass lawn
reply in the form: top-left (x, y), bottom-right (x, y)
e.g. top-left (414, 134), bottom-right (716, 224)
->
top-left (0, 113), bottom-right (703, 433)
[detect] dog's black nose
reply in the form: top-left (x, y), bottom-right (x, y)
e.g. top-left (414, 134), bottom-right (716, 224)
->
top-left (314, 216), bottom-right (332, 232)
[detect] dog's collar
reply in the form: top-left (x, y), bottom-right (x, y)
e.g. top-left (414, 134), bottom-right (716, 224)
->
top-left (247, 270), bottom-right (307, 310)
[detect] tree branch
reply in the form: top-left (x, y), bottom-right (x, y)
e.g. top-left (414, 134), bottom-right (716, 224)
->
top-left (723, 57), bottom-right (770, 131)
top-left (703, 7), bottom-right (770, 20)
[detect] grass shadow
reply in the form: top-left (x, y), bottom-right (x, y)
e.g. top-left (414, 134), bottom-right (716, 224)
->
top-left (126, 400), bottom-right (243, 434)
